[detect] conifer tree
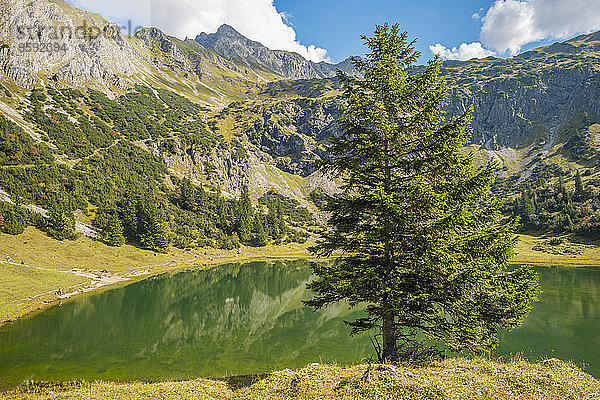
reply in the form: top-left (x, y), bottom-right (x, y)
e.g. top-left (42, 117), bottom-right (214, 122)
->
top-left (0, 203), bottom-right (29, 235)
top-left (103, 214), bottom-right (125, 247)
top-left (236, 186), bottom-right (253, 242)
top-left (305, 24), bottom-right (540, 363)
top-left (46, 204), bottom-right (77, 240)
top-left (179, 178), bottom-right (197, 211)
top-left (575, 171), bottom-right (585, 201)
top-left (137, 195), bottom-right (170, 252)
top-left (252, 216), bottom-right (267, 246)
top-left (566, 214), bottom-right (574, 232)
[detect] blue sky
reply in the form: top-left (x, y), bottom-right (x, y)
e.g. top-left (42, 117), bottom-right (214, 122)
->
top-left (70, 0), bottom-right (600, 64)
top-left (275, 0), bottom-right (489, 63)
top-left (273, 0), bottom-right (600, 63)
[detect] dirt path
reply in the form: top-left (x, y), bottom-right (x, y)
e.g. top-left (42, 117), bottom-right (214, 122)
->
top-left (1, 244), bottom-right (315, 326)
top-left (1, 255), bottom-right (199, 306)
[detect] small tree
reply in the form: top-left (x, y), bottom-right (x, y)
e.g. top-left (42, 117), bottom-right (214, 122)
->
top-left (137, 195), bottom-right (170, 253)
top-left (252, 216), bottom-right (268, 247)
top-left (305, 24), bottom-right (540, 363)
top-left (0, 203), bottom-right (29, 235)
top-left (575, 171), bottom-right (586, 201)
top-left (103, 214), bottom-right (125, 247)
top-left (236, 186), bottom-right (253, 242)
top-left (46, 205), bottom-right (77, 240)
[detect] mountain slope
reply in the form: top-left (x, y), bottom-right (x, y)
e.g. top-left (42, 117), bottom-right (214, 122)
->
top-left (1, 0), bottom-right (280, 106)
top-left (440, 33), bottom-right (600, 149)
top-left (2, 0), bottom-right (600, 246)
top-left (195, 24), bottom-right (360, 80)
top-left (211, 30), bottom-right (600, 179)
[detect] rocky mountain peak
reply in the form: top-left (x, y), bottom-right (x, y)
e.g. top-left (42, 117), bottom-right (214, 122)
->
top-left (197, 24), bottom-right (256, 43)
top-left (195, 24), bottom-right (266, 61)
top-left (195, 24), bottom-right (361, 80)
top-left (103, 23), bottom-right (122, 38)
top-left (215, 24), bottom-right (246, 39)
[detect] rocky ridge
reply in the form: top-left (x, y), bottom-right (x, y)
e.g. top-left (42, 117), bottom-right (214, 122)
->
top-left (195, 24), bottom-right (361, 80)
top-left (2, 0), bottom-right (600, 203)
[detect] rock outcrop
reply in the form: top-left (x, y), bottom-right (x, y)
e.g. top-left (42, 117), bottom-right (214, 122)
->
top-left (195, 24), bottom-right (361, 80)
top-left (440, 34), bottom-right (600, 148)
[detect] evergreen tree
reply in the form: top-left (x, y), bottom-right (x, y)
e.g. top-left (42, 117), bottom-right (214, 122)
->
top-left (45, 204), bottom-right (77, 240)
top-left (236, 186), bottom-right (253, 242)
top-left (575, 171), bottom-right (585, 201)
top-left (118, 196), bottom-right (139, 241)
top-left (565, 214), bottom-right (574, 232)
top-left (137, 196), bottom-right (170, 252)
top-left (0, 203), bottom-right (29, 235)
top-left (103, 214), bottom-right (125, 246)
top-left (179, 177), bottom-right (197, 211)
top-left (252, 216), bottom-right (267, 246)
top-left (304, 24), bottom-right (540, 363)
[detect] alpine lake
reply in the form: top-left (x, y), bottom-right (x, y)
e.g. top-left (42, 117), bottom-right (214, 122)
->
top-left (1, 260), bottom-right (599, 389)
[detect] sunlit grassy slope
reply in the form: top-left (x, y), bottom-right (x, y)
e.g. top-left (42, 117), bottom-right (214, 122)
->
top-left (0, 227), bottom-right (312, 324)
top-left (3, 358), bottom-right (598, 400)
top-left (0, 263), bottom-right (86, 324)
top-left (513, 233), bottom-right (600, 266)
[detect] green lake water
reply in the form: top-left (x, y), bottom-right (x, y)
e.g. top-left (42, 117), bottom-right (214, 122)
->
top-left (0, 261), bottom-right (599, 389)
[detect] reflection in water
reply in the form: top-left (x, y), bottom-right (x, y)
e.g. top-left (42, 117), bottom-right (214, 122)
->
top-left (1, 262), bottom-right (599, 388)
top-left (497, 266), bottom-right (600, 377)
top-left (0, 261), bottom-right (371, 388)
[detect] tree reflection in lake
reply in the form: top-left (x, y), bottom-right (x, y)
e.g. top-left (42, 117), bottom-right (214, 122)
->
top-left (497, 266), bottom-right (600, 376)
top-left (0, 260), bottom-right (371, 388)
top-left (1, 262), bottom-right (599, 389)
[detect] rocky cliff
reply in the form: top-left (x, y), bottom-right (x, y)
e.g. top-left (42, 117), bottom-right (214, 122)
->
top-left (0, 0), bottom-right (281, 105)
top-left (195, 24), bottom-right (361, 80)
top-left (2, 0), bottom-right (600, 203)
top-left (441, 33), bottom-right (600, 149)
top-left (216, 31), bottom-right (600, 179)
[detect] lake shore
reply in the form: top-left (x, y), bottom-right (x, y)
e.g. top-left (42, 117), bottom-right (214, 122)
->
top-left (2, 357), bottom-right (598, 400)
top-left (512, 233), bottom-right (600, 267)
top-left (2, 229), bottom-right (600, 326)
top-left (0, 227), bottom-right (318, 326)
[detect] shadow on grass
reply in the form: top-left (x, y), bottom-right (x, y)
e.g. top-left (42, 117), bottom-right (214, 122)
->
top-left (215, 373), bottom-right (270, 390)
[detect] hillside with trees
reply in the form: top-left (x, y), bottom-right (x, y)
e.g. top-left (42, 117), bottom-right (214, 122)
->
top-left (0, 85), bottom-right (317, 252)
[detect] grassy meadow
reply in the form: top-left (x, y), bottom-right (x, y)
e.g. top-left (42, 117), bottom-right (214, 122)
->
top-left (2, 358), bottom-right (598, 400)
top-left (512, 233), bottom-right (600, 266)
top-left (0, 227), bottom-right (312, 324)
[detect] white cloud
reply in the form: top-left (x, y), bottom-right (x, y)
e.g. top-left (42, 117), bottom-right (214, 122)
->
top-left (429, 42), bottom-right (496, 61)
top-left (71, 0), bottom-right (330, 63)
top-left (481, 0), bottom-right (600, 55)
top-left (472, 8), bottom-right (484, 20)
top-left (431, 0), bottom-right (600, 60)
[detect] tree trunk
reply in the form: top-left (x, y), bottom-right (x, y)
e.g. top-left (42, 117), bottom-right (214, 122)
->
top-left (382, 305), bottom-right (398, 363)
top-left (381, 139), bottom-right (398, 363)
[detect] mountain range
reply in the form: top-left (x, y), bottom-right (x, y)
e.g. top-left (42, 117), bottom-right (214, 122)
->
top-left (2, 0), bottom-right (600, 246)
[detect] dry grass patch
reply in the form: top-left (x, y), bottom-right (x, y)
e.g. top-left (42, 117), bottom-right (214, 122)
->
top-left (3, 358), bottom-right (598, 400)
top-left (513, 233), bottom-right (600, 266)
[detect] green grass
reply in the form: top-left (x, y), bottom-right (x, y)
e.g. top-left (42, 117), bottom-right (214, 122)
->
top-left (0, 227), bottom-right (179, 274)
top-left (0, 227), bottom-right (313, 324)
top-left (0, 263), bottom-right (86, 323)
top-left (513, 233), bottom-right (600, 266)
top-left (3, 357), bottom-right (598, 399)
